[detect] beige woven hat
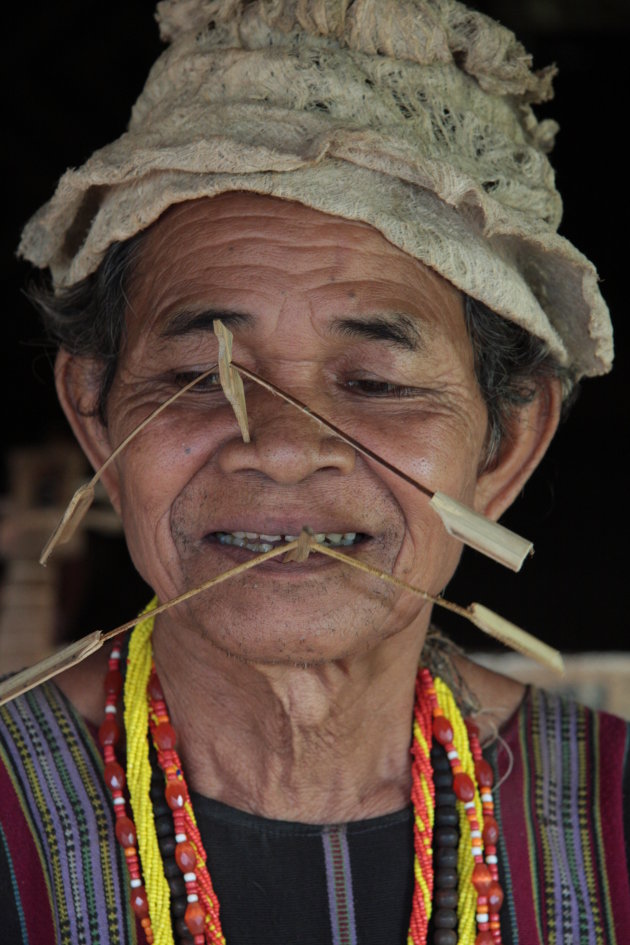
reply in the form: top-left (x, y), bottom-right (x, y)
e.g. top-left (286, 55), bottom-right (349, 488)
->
top-left (18, 0), bottom-right (612, 378)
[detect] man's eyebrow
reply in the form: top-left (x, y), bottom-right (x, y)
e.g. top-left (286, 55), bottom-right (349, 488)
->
top-left (330, 314), bottom-right (423, 351)
top-left (160, 309), bottom-right (253, 338)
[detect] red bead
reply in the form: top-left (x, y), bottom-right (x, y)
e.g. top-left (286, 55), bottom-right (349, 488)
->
top-left (165, 780), bottom-right (186, 809)
top-left (471, 862), bottom-right (492, 895)
top-left (104, 761), bottom-right (125, 792)
top-left (465, 718), bottom-right (480, 737)
top-left (432, 715), bottom-right (454, 746)
top-left (153, 722), bottom-right (177, 751)
top-left (184, 901), bottom-right (206, 936)
top-left (475, 758), bottom-right (494, 788)
top-left (453, 772), bottom-right (475, 802)
top-left (131, 885), bottom-right (149, 918)
top-left (475, 933), bottom-right (494, 945)
top-left (488, 881), bottom-right (504, 911)
top-left (175, 841), bottom-right (197, 872)
top-left (148, 673), bottom-right (164, 701)
top-left (104, 669), bottom-right (123, 696)
top-left (115, 816), bottom-right (137, 849)
top-left (482, 816), bottom-right (499, 846)
top-left (98, 717), bottom-right (120, 747)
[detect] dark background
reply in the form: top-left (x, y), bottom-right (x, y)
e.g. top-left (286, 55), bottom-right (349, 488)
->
top-left (2, 0), bottom-right (628, 651)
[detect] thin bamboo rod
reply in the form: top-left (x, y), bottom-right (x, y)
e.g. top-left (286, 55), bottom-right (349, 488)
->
top-left (39, 365), bottom-right (219, 565)
top-left (0, 531), bottom-right (562, 709)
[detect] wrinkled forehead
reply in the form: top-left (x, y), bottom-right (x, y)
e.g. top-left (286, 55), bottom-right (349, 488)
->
top-left (125, 192), bottom-right (466, 349)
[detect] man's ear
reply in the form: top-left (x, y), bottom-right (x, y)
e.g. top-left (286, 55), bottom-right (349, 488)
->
top-left (473, 377), bottom-right (563, 521)
top-left (55, 349), bottom-right (121, 514)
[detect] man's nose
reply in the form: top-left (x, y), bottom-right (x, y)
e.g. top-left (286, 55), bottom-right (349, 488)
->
top-left (216, 396), bottom-right (356, 485)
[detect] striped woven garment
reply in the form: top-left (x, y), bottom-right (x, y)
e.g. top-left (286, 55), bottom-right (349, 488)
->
top-left (0, 681), bottom-right (629, 944)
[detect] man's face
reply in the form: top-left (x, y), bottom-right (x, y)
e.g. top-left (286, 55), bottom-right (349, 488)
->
top-left (98, 193), bottom-right (489, 664)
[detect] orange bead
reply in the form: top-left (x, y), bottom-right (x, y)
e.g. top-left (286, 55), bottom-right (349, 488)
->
top-left (165, 780), bottom-right (186, 809)
top-left (98, 717), bottom-right (120, 747)
top-left (104, 669), bottom-right (123, 696)
top-left (432, 715), bottom-right (454, 746)
top-left (115, 816), bottom-right (137, 849)
top-left (131, 885), bottom-right (149, 918)
top-left (488, 881), bottom-right (504, 911)
top-left (475, 933), bottom-right (493, 945)
top-left (483, 817), bottom-right (499, 846)
top-left (453, 772), bottom-right (475, 802)
top-left (147, 673), bottom-right (164, 701)
top-left (154, 722), bottom-right (177, 751)
top-left (475, 758), bottom-right (494, 788)
top-left (184, 901), bottom-right (206, 936)
top-left (465, 719), bottom-right (480, 739)
top-left (104, 761), bottom-right (125, 792)
top-left (472, 862), bottom-right (492, 895)
top-left (175, 841), bottom-right (197, 872)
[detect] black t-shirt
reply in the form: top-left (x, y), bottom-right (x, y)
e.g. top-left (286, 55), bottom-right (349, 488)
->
top-left (193, 793), bottom-right (415, 945)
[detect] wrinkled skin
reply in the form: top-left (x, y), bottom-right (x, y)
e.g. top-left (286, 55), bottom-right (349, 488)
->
top-left (58, 194), bottom-right (560, 820)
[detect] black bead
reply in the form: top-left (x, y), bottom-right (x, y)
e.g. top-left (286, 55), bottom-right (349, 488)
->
top-left (430, 749), bottom-right (451, 771)
top-left (150, 780), bottom-right (166, 802)
top-left (168, 875), bottom-right (186, 898)
top-left (434, 826), bottom-right (458, 847)
top-left (433, 929), bottom-right (457, 945)
top-left (436, 790), bottom-right (457, 807)
top-left (435, 808), bottom-right (458, 827)
top-left (435, 887), bottom-right (458, 909)
top-left (434, 866), bottom-right (458, 889)
top-left (175, 916), bottom-right (192, 937)
top-left (162, 856), bottom-right (181, 879)
top-left (435, 846), bottom-right (458, 868)
top-left (154, 814), bottom-right (174, 838)
top-left (433, 771), bottom-right (454, 790)
top-left (171, 894), bottom-right (187, 917)
top-left (159, 834), bottom-right (176, 857)
top-left (433, 908), bottom-right (457, 929)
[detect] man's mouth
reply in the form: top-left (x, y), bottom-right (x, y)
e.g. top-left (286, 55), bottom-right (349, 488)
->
top-left (212, 531), bottom-right (364, 553)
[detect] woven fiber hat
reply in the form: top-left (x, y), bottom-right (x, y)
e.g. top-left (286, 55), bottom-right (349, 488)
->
top-left (19, 0), bottom-right (612, 378)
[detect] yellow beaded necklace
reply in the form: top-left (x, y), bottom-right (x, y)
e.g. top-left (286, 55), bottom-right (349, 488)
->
top-left (104, 608), bottom-right (502, 945)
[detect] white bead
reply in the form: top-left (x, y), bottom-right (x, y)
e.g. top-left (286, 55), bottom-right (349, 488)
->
top-left (481, 791), bottom-right (493, 802)
top-left (105, 705), bottom-right (117, 714)
top-left (130, 878), bottom-right (142, 888)
top-left (477, 913), bottom-right (489, 923)
top-left (184, 872), bottom-right (196, 883)
top-left (486, 854), bottom-right (498, 864)
top-left (187, 893), bottom-right (199, 903)
top-left (175, 833), bottom-right (187, 843)
top-left (113, 796), bottom-right (125, 806)
top-left (447, 750), bottom-right (458, 760)
top-left (471, 830), bottom-right (481, 838)
top-left (464, 800), bottom-right (476, 810)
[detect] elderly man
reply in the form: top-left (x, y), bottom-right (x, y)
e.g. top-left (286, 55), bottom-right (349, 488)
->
top-left (2, 2), bottom-right (629, 944)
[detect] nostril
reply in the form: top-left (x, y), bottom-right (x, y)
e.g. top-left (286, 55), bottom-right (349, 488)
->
top-left (216, 413), bottom-right (356, 483)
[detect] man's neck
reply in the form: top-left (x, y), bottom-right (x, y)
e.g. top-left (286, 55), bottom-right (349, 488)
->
top-left (152, 616), bottom-right (427, 823)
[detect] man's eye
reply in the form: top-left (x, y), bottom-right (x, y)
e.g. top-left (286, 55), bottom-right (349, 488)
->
top-left (174, 371), bottom-right (222, 392)
top-left (345, 378), bottom-right (419, 397)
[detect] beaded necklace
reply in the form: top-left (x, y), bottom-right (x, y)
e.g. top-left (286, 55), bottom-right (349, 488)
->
top-left (99, 611), bottom-right (503, 945)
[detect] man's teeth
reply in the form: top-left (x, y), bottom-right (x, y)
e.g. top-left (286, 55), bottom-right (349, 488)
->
top-left (217, 531), bottom-right (358, 552)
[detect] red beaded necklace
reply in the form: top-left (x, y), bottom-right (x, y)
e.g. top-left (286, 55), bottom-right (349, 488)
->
top-left (99, 638), bottom-right (503, 945)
